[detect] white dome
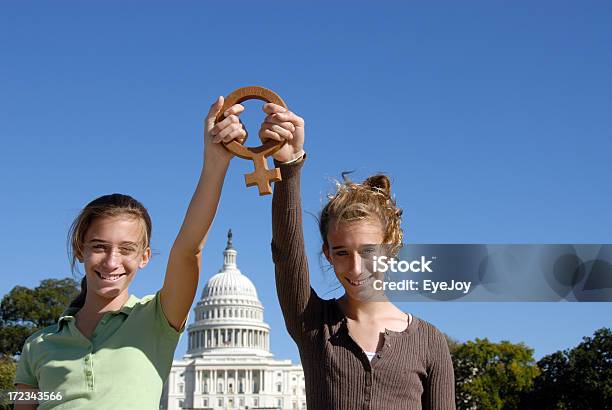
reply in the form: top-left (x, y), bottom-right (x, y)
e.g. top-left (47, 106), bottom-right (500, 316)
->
top-left (200, 229), bottom-right (259, 301)
top-left (188, 230), bottom-right (271, 358)
top-left (202, 268), bottom-right (258, 299)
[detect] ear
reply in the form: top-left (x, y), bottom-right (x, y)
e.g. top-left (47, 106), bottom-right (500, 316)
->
top-left (139, 247), bottom-right (152, 269)
top-left (322, 243), bottom-right (332, 264)
top-left (76, 251), bottom-right (84, 264)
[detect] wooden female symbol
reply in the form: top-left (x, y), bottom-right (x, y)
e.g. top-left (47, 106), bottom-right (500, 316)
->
top-left (215, 86), bottom-right (288, 196)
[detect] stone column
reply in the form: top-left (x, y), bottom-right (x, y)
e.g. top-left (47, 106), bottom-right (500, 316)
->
top-left (198, 370), bottom-right (202, 393)
top-left (212, 369), bottom-right (217, 394)
top-left (240, 370), bottom-right (245, 393)
top-left (246, 370), bottom-right (253, 393)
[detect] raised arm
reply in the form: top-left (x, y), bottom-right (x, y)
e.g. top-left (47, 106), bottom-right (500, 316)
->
top-left (161, 96), bottom-right (246, 331)
top-left (260, 104), bottom-right (319, 340)
top-left (271, 158), bottom-right (313, 339)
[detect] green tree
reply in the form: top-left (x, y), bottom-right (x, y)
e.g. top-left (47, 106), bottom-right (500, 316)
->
top-left (522, 327), bottom-right (612, 409)
top-left (452, 338), bottom-right (540, 410)
top-left (0, 356), bottom-right (17, 401)
top-left (0, 278), bottom-right (79, 356)
top-left (445, 333), bottom-right (461, 355)
top-left (0, 356), bottom-right (16, 388)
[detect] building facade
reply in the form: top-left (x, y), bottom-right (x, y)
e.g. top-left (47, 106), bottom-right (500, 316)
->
top-left (161, 230), bottom-right (306, 410)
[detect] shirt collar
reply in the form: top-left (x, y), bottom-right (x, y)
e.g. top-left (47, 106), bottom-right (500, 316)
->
top-left (56, 294), bottom-right (140, 331)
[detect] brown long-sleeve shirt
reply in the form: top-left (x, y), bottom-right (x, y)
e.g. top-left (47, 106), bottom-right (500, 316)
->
top-left (271, 158), bottom-right (456, 410)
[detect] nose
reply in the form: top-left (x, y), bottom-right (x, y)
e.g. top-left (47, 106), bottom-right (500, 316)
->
top-left (101, 249), bottom-right (121, 270)
top-left (347, 252), bottom-right (362, 277)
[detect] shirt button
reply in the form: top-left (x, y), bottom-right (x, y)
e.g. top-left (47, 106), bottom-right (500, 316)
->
top-left (86, 370), bottom-right (92, 376)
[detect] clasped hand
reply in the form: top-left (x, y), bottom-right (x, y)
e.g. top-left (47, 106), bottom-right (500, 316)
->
top-left (204, 97), bottom-right (304, 165)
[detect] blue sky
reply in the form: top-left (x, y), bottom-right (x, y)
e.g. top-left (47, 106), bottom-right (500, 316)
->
top-left (1, 2), bottom-right (610, 363)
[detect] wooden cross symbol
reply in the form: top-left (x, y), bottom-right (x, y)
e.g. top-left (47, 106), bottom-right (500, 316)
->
top-left (215, 86), bottom-right (287, 196)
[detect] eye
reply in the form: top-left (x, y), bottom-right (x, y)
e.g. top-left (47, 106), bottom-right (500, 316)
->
top-left (92, 244), bottom-right (107, 251)
top-left (335, 250), bottom-right (348, 256)
top-left (119, 246), bottom-right (137, 255)
top-left (360, 247), bottom-right (376, 255)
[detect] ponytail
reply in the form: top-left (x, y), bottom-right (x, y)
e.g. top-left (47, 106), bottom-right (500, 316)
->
top-left (320, 173), bottom-right (403, 256)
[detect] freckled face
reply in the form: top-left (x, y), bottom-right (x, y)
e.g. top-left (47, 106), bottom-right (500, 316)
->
top-left (323, 220), bottom-right (386, 301)
top-left (81, 216), bottom-right (150, 301)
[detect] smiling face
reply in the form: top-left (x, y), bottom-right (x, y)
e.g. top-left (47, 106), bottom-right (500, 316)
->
top-left (323, 219), bottom-right (387, 302)
top-left (81, 215), bottom-right (150, 302)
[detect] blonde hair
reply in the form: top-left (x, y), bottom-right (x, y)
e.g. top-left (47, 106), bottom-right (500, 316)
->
top-left (67, 193), bottom-right (152, 308)
top-left (319, 174), bottom-right (403, 256)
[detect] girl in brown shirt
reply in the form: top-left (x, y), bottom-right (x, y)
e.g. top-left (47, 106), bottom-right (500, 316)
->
top-left (259, 103), bottom-right (455, 410)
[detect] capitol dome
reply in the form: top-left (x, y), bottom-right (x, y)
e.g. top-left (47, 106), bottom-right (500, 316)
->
top-left (163, 229), bottom-right (307, 410)
top-left (202, 270), bottom-right (258, 299)
top-left (186, 230), bottom-right (271, 358)
top-left (201, 231), bottom-right (258, 300)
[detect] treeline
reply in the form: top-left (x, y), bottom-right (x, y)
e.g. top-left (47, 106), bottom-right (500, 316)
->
top-left (1, 279), bottom-right (610, 409)
top-left (0, 278), bottom-right (80, 409)
top-left (450, 328), bottom-right (611, 409)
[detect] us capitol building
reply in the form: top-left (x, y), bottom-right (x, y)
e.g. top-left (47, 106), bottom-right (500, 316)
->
top-left (161, 230), bottom-right (306, 410)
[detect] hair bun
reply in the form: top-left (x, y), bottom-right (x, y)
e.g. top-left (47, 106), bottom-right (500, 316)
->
top-left (364, 174), bottom-right (391, 197)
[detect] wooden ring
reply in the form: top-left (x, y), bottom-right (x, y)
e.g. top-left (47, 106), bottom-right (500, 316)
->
top-left (214, 86), bottom-right (288, 195)
top-left (215, 86), bottom-right (287, 159)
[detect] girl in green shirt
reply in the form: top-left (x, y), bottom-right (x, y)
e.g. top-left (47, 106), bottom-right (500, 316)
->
top-left (14, 96), bottom-right (245, 409)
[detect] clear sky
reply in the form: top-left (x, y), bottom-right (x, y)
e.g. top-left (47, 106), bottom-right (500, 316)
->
top-left (1, 2), bottom-right (610, 363)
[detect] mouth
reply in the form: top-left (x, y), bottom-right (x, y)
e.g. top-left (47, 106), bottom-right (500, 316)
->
top-left (345, 275), bottom-right (372, 287)
top-left (95, 270), bottom-right (127, 282)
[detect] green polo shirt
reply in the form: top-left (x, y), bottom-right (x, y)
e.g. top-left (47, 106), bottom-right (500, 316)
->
top-left (15, 291), bottom-right (182, 409)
